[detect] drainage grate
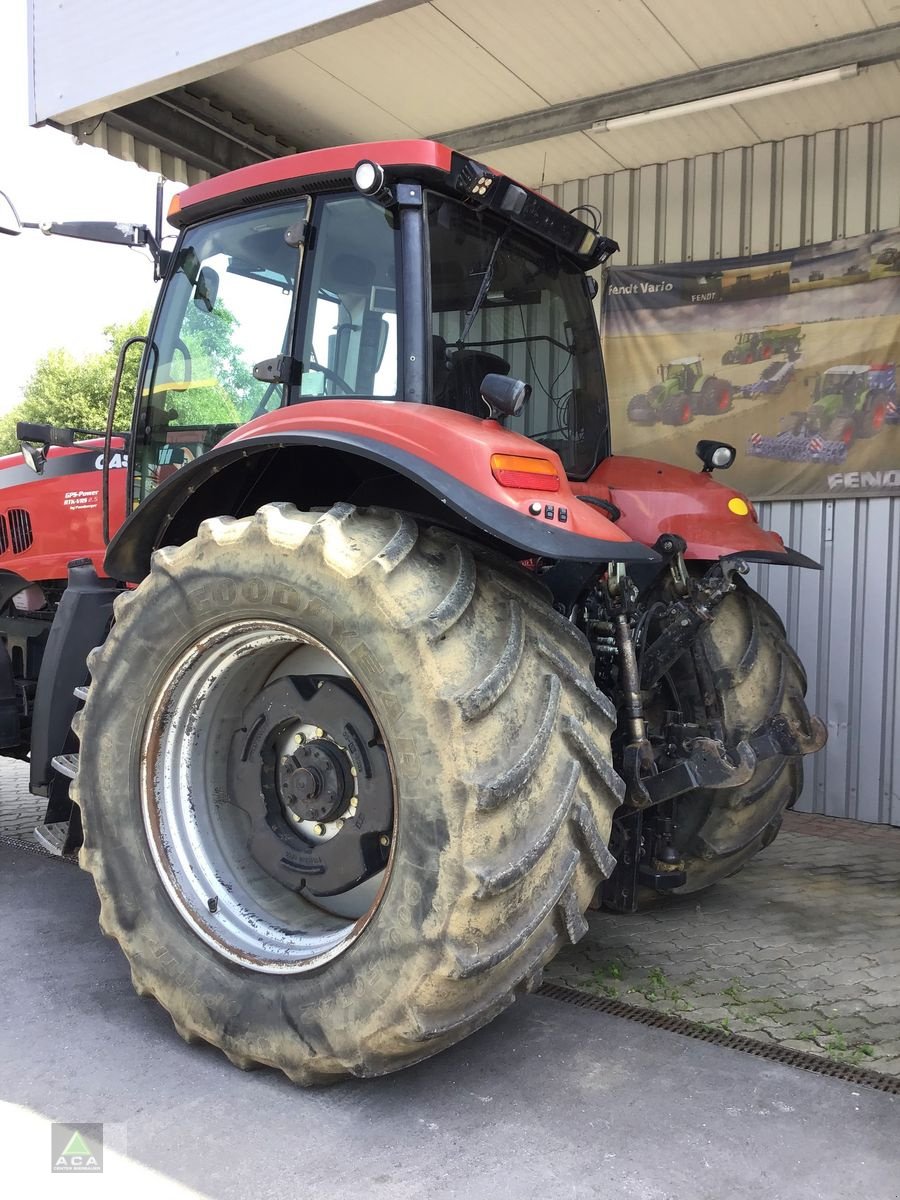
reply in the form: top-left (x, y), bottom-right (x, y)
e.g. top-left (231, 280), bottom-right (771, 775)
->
top-left (0, 832), bottom-right (73, 862)
top-left (537, 981), bottom-right (900, 1096)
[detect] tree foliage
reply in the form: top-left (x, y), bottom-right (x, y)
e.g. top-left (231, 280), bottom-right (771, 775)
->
top-left (0, 302), bottom-right (263, 457)
top-left (0, 314), bottom-right (149, 456)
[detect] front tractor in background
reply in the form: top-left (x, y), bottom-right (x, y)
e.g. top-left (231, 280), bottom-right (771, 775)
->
top-left (747, 363), bottom-right (892, 464)
top-left (0, 144), bottom-right (825, 1083)
top-left (627, 356), bottom-right (733, 425)
top-left (721, 326), bottom-right (803, 365)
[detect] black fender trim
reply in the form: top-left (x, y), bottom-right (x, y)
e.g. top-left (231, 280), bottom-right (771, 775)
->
top-left (106, 431), bottom-right (659, 582)
top-left (720, 547), bottom-right (821, 571)
top-left (29, 560), bottom-right (120, 797)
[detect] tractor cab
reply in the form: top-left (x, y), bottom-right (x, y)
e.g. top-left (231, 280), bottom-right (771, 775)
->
top-left (659, 356), bottom-right (702, 390)
top-left (132, 142), bottom-right (616, 507)
top-left (815, 364), bottom-right (869, 409)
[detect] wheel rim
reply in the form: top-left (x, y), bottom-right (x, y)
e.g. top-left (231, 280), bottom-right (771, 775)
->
top-left (718, 386), bottom-right (730, 411)
top-left (682, 402), bottom-right (692, 423)
top-left (872, 403), bottom-right (886, 431)
top-left (141, 620), bottom-right (395, 974)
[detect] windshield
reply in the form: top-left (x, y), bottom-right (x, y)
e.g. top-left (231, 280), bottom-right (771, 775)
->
top-left (427, 193), bottom-right (608, 477)
top-left (133, 200), bottom-right (306, 505)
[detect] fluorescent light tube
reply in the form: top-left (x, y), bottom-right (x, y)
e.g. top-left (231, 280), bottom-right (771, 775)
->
top-left (591, 64), bottom-right (859, 133)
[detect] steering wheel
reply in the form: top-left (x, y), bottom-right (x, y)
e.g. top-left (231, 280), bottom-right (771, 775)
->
top-left (250, 363), bottom-right (357, 421)
top-left (173, 337), bottom-right (192, 383)
top-left (305, 363), bottom-right (355, 395)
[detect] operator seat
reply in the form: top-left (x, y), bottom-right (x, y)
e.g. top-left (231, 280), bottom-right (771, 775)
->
top-left (432, 334), bottom-right (511, 417)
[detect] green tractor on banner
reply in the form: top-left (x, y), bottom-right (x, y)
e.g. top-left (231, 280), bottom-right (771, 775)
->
top-left (627, 356), bottom-right (733, 426)
top-left (748, 363), bottom-right (890, 463)
top-left (721, 326), bottom-right (803, 365)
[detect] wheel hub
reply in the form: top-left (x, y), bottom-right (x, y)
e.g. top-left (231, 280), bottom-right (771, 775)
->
top-left (278, 739), bottom-right (353, 824)
top-left (141, 621), bottom-right (396, 973)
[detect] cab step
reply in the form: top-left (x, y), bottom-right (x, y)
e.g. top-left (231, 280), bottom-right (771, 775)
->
top-left (33, 821), bottom-right (70, 857)
top-left (73, 685), bottom-right (89, 702)
top-left (50, 752), bottom-right (79, 780)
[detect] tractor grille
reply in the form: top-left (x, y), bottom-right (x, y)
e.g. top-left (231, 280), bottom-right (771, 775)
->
top-left (0, 515), bottom-right (8, 555)
top-left (7, 509), bottom-right (33, 554)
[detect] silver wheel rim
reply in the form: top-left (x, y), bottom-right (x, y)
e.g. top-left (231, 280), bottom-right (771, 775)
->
top-left (140, 620), bottom-right (394, 974)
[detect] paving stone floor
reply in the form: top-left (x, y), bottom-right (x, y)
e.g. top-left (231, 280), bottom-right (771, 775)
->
top-left (5, 757), bottom-right (900, 1075)
top-left (549, 810), bottom-right (900, 1075)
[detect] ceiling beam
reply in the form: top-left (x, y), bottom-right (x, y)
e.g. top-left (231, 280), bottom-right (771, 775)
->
top-left (65, 89), bottom-right (299, 178)
top-left (433, 23), bottom-right (900, 154)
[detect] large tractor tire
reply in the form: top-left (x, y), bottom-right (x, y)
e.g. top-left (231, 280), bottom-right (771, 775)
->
top-left (71, 503), bottom-right (622, 1083)
top-left (859, 393), bottom-right (887, 438)
top-left (661, 395), bottom-right (694, 425)
top-left (627, 393), bottom-right (657, 424)
top-left (653, 577), bottom-right (815, 893)
top-left (700, 377), bottom-right (733, 415)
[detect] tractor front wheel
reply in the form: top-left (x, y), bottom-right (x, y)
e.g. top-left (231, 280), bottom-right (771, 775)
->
top-left (72, 504), bottom-right (622, 1083)
top-left (653, 577), bottom-right (816, 893)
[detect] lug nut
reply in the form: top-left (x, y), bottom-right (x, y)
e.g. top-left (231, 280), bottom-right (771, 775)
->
top-left (315, 727), bottom-right (325, 738)
top-left (313, 823), bottom-right (325, 836)
top-left (336, 819), bottom-right (344, 830)
top-left (379, 835), bottom-right (390, 847)
top-left (350, 766), bottom-right (358, 778)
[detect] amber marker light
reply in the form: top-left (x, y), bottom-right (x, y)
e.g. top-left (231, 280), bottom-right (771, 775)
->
top-left (167, 193), bottom-right (182, 222)
top-left (728, 497), bottom-right (750, 516)
top-left (490, 454), bottom-right (560, 492)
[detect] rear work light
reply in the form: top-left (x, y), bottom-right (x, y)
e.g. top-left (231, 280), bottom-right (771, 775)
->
top-left (490, 454), bottom-right (560, 492)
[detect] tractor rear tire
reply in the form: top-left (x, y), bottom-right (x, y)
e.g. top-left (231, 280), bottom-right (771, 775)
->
top-left (826, 417), bottom-right (855, 447)
top-left (71, 503), bottom-right (622, 1083)
top-left (662, 396), bottom-right (693, 425)
top-left (859, 394), bottom-right (887, 438)
top-left (657, 577), bottom-right (815, 893)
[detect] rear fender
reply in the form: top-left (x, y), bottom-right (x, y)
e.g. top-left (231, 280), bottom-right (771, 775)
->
top-left (585, 455), bottom-right (819, 567)
top-left (107, 401), bottom-right (658, 582)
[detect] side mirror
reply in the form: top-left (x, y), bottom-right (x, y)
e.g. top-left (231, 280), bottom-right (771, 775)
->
top-left (20, 442), bottom-right (46, 475)
top-left (0, 190), bottom-right (22, 236)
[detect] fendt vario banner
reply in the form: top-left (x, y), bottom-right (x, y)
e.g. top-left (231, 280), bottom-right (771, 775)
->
top-left (603, 227), bottom-right (900, 500)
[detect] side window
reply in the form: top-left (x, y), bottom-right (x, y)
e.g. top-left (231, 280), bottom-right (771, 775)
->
top-left (300, 196), bottom-right (399, 398)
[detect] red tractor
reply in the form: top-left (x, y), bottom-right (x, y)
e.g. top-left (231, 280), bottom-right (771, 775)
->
top-left (0, 143), bottom-right (824, 1083)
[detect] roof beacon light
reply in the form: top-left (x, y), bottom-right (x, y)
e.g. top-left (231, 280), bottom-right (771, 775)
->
top-left (353, 159), bottom-right (393, 206)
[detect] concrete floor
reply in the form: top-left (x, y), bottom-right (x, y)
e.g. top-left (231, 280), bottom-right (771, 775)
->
top-left (2, 829), bottom-right (899, 1196)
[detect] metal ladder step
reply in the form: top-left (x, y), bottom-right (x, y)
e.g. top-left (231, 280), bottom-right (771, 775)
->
top-left (50, 752), bottom-right (79, 780)
top-left (33, 821), bottom-right (70, 857)
top-left (73, 685), bottom-right (89, 702)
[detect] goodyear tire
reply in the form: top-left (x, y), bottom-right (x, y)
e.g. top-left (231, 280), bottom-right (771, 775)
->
top-left (657, 577), bottom-right (814, 893)
top-left (72, 503), bottom-right (622, 1083)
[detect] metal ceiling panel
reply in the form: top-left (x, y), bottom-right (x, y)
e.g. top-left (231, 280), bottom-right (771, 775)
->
top-left (194, 50), bottom-right (420, 149)
top-left (641, 0), bottom-right (876, 66)
top-left (297, 4), bottom-right (547, 131)
top-left (428, 0), bottom-right (697, 103)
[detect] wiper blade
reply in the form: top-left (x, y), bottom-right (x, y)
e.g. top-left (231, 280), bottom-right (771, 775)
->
top-left (457, 230), bottom-right (508, 345)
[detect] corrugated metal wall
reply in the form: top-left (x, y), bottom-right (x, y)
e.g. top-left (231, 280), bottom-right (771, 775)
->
top-left (548, 116), bottom-right (900, 825)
